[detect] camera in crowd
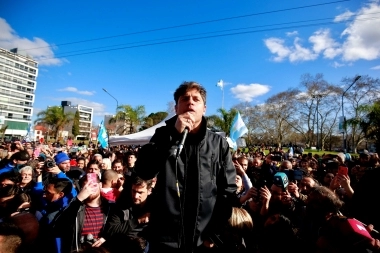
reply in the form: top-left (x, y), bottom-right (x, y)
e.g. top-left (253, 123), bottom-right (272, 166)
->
top-left (80, 234), bottom-right (97, 245)
top-left (38, 155), bottom-right (56, 168)
top-left (44, 159), bottom-right (56, 168)
top-left (271, 155), bottom-right (283, 162)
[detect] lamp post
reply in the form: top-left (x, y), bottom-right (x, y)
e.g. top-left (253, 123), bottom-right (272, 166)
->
top-left (102, 88), bottom-right (119, 135)
top-left (341, 76), bottom-right (361, 152)
top-left (312, 94), bottom-right (323, 151)
top-left (102, 88), bottom-right (119, 111)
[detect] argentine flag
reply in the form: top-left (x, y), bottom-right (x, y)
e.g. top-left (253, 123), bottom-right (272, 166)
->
top-left (289, 146), bottom-right (294, 157)
top-left (97, 120), bottom-right (109, 148)
top-left (229, 111), bottom-right (248, 150)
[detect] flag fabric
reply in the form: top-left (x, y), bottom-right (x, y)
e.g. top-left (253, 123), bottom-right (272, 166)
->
top-left (216, 79), bottom-right (224, 90)
top-left (23, 123), bottom-right (32, 142)
top-left (289, 146), bottom-right (294, 157)
top-left (229, 112), bottom-right (248, 150)
top-left (97, 120), bottom-right (109, 148)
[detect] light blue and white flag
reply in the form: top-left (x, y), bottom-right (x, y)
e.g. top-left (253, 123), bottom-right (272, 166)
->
top-left (23, 123), bottom-right (32, 142)
top-left (289, 146), bottom-right (294, 157)
top-left (216, 79), bottom-right (224, 90)
top-left (97, 120), bottom-right (109, 148)
top-left (229, 111), bottom-right (248, 150)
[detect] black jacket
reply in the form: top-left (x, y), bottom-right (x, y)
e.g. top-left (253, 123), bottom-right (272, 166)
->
top-left (135, 116), bottom-right (237, 251)
top-left (102, 196), bottom-right (152, 252)
top-left (51, 197), bottom-right (113, 253)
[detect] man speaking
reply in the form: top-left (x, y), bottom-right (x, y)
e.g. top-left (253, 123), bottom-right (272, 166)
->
top-left (135, 81), bottom-right (237, 253)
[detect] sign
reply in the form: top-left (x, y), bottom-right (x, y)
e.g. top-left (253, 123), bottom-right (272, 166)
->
top-left (0, 116), bottom-right (4, 125)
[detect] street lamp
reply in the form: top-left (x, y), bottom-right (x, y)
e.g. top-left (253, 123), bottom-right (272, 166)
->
top-left (102, 88), bottom-right (119, 111)
top-left (341, 76), bottom-right (361, 152)
top-left (102, 88), bottom-right (119, 135)
top-left (312, 94), bottom-right (323, 151)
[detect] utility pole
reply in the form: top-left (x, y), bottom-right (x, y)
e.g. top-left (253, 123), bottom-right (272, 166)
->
top-left (341, 76), bottom-right (361, 152)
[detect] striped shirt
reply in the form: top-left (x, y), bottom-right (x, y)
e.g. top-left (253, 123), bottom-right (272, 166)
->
top-left (82, 206), bottom-right (103, 239)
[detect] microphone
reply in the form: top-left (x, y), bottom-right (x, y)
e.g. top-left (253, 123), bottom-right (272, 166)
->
top-left (176, 128), bottom-right (189, 158)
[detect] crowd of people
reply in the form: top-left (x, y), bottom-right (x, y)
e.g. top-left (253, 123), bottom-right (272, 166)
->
top-left (0, 81), bottom-right (380, 253)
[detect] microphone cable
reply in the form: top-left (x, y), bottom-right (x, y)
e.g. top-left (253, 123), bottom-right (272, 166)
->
top-left (175, 128), bottom-right (189, 253)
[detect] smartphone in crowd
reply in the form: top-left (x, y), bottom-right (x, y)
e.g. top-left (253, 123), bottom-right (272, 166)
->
top-left (87, 173), bottom-right (98, 184)
top-left (338, 166), bottom-right (348, 176)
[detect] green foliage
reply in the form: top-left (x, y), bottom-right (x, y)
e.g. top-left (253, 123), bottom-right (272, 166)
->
top-left (110, 104), bottom-right (146, 134)
top-left (355, 101), bottom-right (380, 151)
top-left (0, 125), bottom-right (8, 142)
top-left (206, 108), bottom-right (238, 135)
top-left (72, 110), bottom-right (80, 137)
top-left (140, 111), bottom-right (168, 130)
top-left (34, 106), bottom-right (74, 139)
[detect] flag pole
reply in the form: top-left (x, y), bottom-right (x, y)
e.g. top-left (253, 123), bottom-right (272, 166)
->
top-left (217, 80), bottom-right (224, 109)
top-left (222, 84), bottom-right (224, 110)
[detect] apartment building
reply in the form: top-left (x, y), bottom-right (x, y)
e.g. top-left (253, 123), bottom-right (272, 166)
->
top-left (62, 101), bottom-right (93, 140)
top-left (0, 48), bottom-right (37, 140)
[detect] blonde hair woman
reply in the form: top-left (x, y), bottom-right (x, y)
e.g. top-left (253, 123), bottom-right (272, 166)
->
top-left (102, 158), bottom-right (112, 170)
top-left (216, 207), bottom-right (254, 253)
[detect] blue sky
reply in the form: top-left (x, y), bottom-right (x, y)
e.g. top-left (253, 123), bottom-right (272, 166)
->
top-left (1, 0), bottom-right (379, 125)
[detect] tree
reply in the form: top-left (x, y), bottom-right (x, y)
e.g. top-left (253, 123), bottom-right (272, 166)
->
top-left (228, 103), bottom-right (267, 146)
top-left (346, 101), bottom-right (380, 153)
top-left (35, 106), bottom-right (74, 140)
top-left (110, 105), bottom-right (146, 134)
top-left (342, 75), bottom-right (380, 153)
top-left (140, 111), bottom-right (168, 130)
top-left (0, 125), bottom-right (8, 142)
top-left (72, 110), bottom-right (80, 137)
top-left (206, 108), bottom-right (238, 134)
top-left (285, 73), bottom-right (341, 150)
top-left (262, 89), bottom-right (298, 147)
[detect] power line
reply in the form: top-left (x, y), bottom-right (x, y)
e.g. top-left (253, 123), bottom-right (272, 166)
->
top-left (18, 0), bottom-right (349, 52)
top-left (37, 15), bottom-right (379, 61)
top-left (50, 11), bottom-right (380, 58)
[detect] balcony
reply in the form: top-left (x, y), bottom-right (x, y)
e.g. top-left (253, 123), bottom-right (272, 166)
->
top-left (0, 106), bottom-right (31, 114)
top-left (0, 100), bottom-right (33, 107)
top-left (0, 76), bottom-right (35, 88)
top-left (6, 115), bottom-right (31, 121)
top-left (0, 90), bottom-right (33, 100)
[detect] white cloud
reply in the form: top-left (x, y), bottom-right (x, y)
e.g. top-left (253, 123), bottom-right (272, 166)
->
top-left (230, 83), bottom-right (270, 102)
top-left (58, 87), bottom-right (95, 95)
top-left (289, 38), bottom-right (318, 62)
top-left (264, 38), bottom-right (291, 62)
top-left (309, 29), bottom-right (342, 58)
top-left (0, 18), bottom-right (63, 66)
top-left (331, 61), bottom-right (345, 68)
top-left (341, 2), bottom-right (380, 61)
top-left (264, 37), bottom-right (318, 62)
top-left (264, 2), bottom-right (380, 64)
top-left (334, 10), bottom-right (355, 22)
top-left (286, 31), bottom-right (298, 37)
top-left (371, 65), bottom-right (380, 70)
